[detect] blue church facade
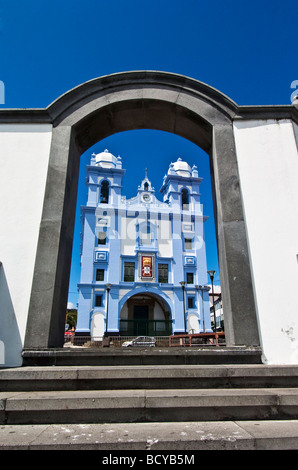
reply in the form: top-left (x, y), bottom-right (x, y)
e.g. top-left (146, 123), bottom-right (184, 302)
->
top-left (75, 149), bottom-right (212, 339)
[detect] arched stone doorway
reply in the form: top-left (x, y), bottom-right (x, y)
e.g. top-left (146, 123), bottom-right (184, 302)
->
top-left (24, 71), bottom-right (260, 349)
top-left (120, 292), bottom-right (172, 337)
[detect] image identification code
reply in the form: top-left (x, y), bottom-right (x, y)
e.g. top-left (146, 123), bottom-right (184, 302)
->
top-left (102, 454), bottom-right (195, 467)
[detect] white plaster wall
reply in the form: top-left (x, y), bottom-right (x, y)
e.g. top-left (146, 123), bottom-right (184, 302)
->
top-left (153, 302), bottom-right (165, 321)
top-left (158, 218), bottom-right (172, 258)
top-left (120, 303), bottom-right (128, 320)
top-left (120, 217), bottom-right (136, 255)
top-left (91, 311), bottom-right (105, 339)
top-left (234, 119), bottom-right (298, 364)
top-left (187, 313), bottom-right (200, 334)
top-left (293, 121), bottom-right (298, 148)
top-left (0, 124), bottom-right (52, 366)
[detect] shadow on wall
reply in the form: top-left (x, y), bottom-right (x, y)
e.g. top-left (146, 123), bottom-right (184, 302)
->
top-left (0, 263), bottom-right (22, 367)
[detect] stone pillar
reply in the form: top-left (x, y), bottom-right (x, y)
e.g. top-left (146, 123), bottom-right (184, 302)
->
top-left (212, 123), bottom-right (260, 346)
top-left (24, 126), bottom-right (80, 348)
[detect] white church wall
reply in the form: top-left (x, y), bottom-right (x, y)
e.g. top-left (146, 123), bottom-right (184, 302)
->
top-left (120, 216), bottom-right (136, 255)
top-left (187, 313), bottom-right (200, 334)
top-left (90, 311), bottom-right (105, 340)
top-left (158, 217), bottom-right (172, 258)
top-left (234, 119), bottom-right (298, 364)
top-left (0, 124), bottom-right (52, 366)
top-left (120, 303), bottom-right (128, 320)
top-left (153, 302), bottom-right (165, 320)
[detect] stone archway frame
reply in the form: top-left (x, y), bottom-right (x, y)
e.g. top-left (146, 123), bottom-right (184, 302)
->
top-left (23, 71), bottom-right (260, 349)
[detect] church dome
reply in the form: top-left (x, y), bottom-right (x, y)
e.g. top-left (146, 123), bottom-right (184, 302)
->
top-left (169, 158), bottom-right (192, 177)
top-left (94, 149), bottom-right (117, 168)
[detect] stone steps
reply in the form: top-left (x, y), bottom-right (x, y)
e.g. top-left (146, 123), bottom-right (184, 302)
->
top-left (1, 388), bottom-right (298, 425)
top-left (1, 364), bottom-right (298, 391)
top-left (2, 363), bottom-right (298, 449)
top-left (21, 346), bottom-right (262, 366)
top-left (2, 420), bottom-right (298, 450)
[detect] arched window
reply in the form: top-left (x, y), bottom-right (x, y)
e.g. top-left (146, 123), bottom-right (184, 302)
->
top-left (181, 188), bottom-right (189, 210)
top-left (144, 182), bottom-right (149, 191)
top-left (100, 180), bottom-right (109, 204)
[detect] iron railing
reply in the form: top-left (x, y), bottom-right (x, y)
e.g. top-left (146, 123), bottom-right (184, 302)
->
top-left (64, 332), bottom-right (226, 348)
top-left (119, 319), bottom-right (173, 337)
top-left (64, 335), bottom-right (171, 348)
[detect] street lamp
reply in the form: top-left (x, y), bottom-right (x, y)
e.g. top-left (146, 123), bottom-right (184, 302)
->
top-left (197, 285), bottom-right (206, 333)
top-left (179, 281), bottom-right (187, 333)
top-left (105, 283), bottom-right (112, 336)
top-left (207, 270), bottom-right (216, 332)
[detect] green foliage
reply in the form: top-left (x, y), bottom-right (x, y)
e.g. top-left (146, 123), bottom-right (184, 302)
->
top-left (66, 309), bottom-right (77, 329)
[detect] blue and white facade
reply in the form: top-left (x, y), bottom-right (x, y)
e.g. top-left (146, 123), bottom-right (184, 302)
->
top-left (76, 149), bottom-right (212, 339)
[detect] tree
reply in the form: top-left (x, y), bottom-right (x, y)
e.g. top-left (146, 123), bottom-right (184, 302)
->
top-left (66, 309), bottom-right (77, 329)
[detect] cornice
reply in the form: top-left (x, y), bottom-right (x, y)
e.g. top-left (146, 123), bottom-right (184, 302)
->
top-left (0, 71), bottom-right (297, 125)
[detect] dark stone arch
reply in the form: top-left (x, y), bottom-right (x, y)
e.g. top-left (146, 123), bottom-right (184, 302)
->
top-left (24, 71), bottom-right (260, 350)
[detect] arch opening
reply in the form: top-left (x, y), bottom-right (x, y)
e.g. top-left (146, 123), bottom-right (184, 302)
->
top-left (69, 128), bottom-right (217, 342)
top-left (181, 188), bottom-right (190, 210)
top-left (24, 72), bottom-right (260, 350)
top-left (120, 292), bottom-right (172, 337)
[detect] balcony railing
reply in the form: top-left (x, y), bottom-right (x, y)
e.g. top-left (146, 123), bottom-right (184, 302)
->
top-left (119, 319), bottom-right (173, 337)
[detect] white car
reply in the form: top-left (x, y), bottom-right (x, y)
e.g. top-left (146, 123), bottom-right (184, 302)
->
top-left (122, 336), bottom-right (156, 348)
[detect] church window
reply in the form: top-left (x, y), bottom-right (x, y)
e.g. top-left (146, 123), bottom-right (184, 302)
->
top-left (181, 188), bottom-right (189, 210)
top-left (100, 180), bottom-right (109, 203)
top-left (98, 232), bottom-right (106, 245)
top-left (158, 263), bottom-right (168, 283)
top-left (96, 269), bottom-right (104, 281)
top-left (185, 238), bottom-right (192, 250)
top-left (186, 272), bottom-right (194, 284)
top-left (95, 295), bottom-right (102, 307)
top-left (124, 262), bottom-right (135, 282)
top-left (188, 296), bottom-right (194, 308)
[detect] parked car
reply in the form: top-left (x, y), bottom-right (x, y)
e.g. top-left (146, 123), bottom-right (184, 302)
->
top-left (122, 336), bottom-right (156, 348)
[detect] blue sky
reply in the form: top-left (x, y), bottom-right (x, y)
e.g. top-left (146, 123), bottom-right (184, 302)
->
top-left (0, 0), bottom-right (297, 305)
